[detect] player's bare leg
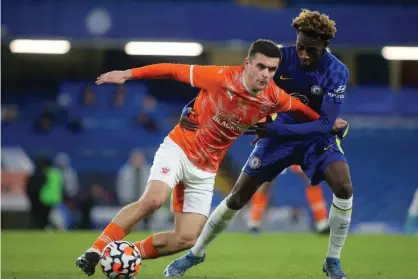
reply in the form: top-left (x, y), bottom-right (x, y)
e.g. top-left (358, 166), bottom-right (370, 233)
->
top-left (164, 172), bottom-right (265, 277)
top-left (75, 180), bottom-right (171, 276)
top-left (188, 172), bottom-right (265, 255)
top-left (135, 212), bottom-right (207, 259)
top-left (322, 161), bottom-right (353, 279)
top-left (248, 181), bottom-right (271, 233)
top-left (227, 172), bottom-right (267, 209)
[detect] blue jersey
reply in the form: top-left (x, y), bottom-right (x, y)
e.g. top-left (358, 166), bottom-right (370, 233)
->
top-left (180, 46), bottom-right (350, 184)
top-left (267, 46), bottom-right (349, 137)
top-left (243, 46), bottom-right (350, 184)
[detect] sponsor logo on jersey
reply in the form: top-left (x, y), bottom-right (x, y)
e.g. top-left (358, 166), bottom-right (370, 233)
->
top-left (327, 85), bottom-right (346, 102)
top-left (212, 111), bottom-right (247, 133)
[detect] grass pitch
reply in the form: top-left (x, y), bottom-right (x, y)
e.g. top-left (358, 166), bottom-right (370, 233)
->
top-left (2, 231), bottom-right (417, 279)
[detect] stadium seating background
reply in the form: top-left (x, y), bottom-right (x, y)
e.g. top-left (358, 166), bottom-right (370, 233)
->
top-left (2, 0), bottom-right (418, 233)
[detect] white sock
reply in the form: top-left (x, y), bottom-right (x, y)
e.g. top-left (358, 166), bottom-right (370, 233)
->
top-left (326, 194), bottom-right (353, 259)
top-left (191, 199), bottom-right (238, 257)
top-left (315, 219), bottom-right (329, 232)
top-left (408, 188), bottom-right (418, 217)
top-left (247, 219), bottom-right (261, 229)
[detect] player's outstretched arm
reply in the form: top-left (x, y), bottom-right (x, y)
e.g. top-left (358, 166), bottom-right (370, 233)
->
top-left (96, 64), bottom-right (227, 89)
top-left (267, 67), bottom-right (349, 137)
top-left (287, 98), bottom-right (350, 136)
top-left (269, 97), bottom-right (347, 138)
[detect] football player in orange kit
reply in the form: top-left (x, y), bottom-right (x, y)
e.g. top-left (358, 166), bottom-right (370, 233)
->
top-left (75, 39), bottom-right (328, 276)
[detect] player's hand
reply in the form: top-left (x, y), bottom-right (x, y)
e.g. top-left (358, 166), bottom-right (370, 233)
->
top-left (179, 108), bottom-right (199, 131)
top-left (332, 118), bottom-right (347, 133)
top-left (96, 70), bottom-right (131, 85)
top-left (243, 128), bottom-right (263, 145)
top-left (244, 123), bottom-right (267, 136)
top-left (244, 123), bottom-right (268, 145)
top-left (244, 115), bottom-right (273, 135)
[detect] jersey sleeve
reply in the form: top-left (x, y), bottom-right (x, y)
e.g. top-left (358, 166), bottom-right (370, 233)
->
top-left (190, 65), bottom-right (228, 89)
top-left (265, 66), bottom-right (349, 138)
top-left (271, 86), bottom-right (320, 121)
top-left (323, 65), bottom-right (349, 104)
top-left (131, 63), bottom-right (227, 89)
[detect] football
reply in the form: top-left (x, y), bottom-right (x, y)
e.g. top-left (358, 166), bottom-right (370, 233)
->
top-left (100, 241), bottom-right (142, 279)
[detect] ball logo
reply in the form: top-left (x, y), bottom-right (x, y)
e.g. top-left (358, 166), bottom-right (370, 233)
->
top-left (249, 156), bottom-right (261, 169)
top-left (161, 167), bottom-right (171, 175)
top-left (102, 247), bottom-right (111, 259)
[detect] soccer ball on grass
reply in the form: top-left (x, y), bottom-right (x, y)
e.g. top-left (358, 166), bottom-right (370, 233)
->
top-left (100, 241), bottom-right (142, 279)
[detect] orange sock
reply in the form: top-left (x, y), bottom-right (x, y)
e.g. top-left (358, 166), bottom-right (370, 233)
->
top-left (249, 191), bottom-right (269, 227)
top-left (306, 185), bottom-right (328, 223)
top-left (92, 222), bottom-right (126, 253)
top-left (135, 235), bottom-right (159, 259)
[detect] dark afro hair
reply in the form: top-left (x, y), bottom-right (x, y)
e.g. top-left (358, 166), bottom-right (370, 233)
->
top-left (292, 9), bottom-right (337, 40)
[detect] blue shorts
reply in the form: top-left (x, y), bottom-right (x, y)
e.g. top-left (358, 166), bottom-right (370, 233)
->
top-left (243, 135), bottom-right (348, 185)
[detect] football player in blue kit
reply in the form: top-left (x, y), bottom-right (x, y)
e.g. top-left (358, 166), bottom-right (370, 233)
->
top-left (164, 9), bottom-right (352, 279)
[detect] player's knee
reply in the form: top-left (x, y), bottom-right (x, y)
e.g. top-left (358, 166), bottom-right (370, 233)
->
top-left (333, 182), bottom-right (353, 199)
top-left (175, 232), bottom-right (198, 250)
top-left (136, 196), bottom-right (165, 215)
top-left (226, 194), bottom-right (247, 210)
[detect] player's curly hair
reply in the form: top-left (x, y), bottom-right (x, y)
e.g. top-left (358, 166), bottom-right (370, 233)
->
top-left (292, 9), bottom-right (337, 40)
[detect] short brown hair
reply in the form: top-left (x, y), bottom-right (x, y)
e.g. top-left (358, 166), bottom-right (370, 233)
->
top-left (292, 9), bottom-right (337, 40)
top-left (248, 39), bottom-right (281, 59)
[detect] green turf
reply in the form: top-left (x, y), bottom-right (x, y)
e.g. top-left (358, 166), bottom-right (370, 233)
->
top-left (1, 231), bottom-right (417, 279)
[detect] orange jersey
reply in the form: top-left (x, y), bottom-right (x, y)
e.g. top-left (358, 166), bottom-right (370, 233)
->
top-left (132, 64), bottom-right (319, 172)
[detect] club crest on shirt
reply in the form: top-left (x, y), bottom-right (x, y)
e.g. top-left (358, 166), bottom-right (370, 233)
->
top-left (310, 85), bottom-right (323, 96)
top-left (161, 167), bottom-right (171, 176)
top-left (260, 104), bottom-right (271, 114)
top-left (248, 156), bottom-right (261, 169)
